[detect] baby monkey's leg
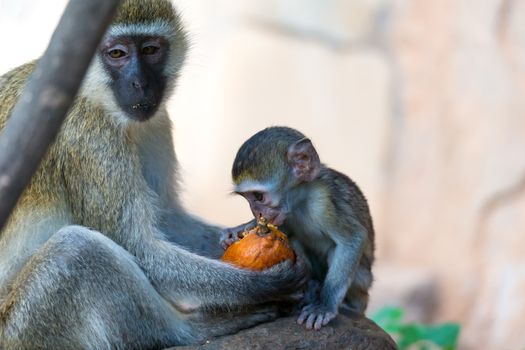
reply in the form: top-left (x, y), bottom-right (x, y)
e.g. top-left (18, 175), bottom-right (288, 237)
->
top-left (343, 263), bottom-right (373, 315)
top-left (298, 227), bottom-right (367, 330)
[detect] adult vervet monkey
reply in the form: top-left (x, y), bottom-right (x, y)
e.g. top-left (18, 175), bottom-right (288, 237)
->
top-left (0, 1), bottom-right (306, 349)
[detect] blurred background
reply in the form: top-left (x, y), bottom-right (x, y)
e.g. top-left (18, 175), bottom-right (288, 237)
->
top-left (1, 0), bottom-right (524, 349)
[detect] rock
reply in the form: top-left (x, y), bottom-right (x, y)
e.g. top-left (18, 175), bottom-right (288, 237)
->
top-left (171, 313), bottom-right (396, 350)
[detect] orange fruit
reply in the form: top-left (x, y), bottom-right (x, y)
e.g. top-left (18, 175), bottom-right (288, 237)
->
top-left (222, 218), bottom-right (295, 270)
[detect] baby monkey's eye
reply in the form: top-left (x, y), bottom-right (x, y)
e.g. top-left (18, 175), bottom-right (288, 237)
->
top-left (252, 191), bottom-right (264, 202)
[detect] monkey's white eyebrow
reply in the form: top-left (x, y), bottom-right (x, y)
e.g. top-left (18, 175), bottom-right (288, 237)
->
top-left (234, 181), bottom-right (271, 194)
top-left (108, 20), bottom-right (176, 38)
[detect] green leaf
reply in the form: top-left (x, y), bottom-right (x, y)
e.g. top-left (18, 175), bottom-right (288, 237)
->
top-left (371, 306), bottom-right (404, 333)
top-left (371, 306), bottom-right (461, 350)
top-left (397, 323), bottom-right (460, 349)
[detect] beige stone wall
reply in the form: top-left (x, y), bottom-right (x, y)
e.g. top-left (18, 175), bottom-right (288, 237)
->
top-left (384, 1), bottom-right (525, 348)
top-left (1, 1), bottom-right (525, 349)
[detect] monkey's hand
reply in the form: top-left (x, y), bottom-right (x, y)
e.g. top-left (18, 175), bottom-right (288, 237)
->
top-left (220, 219), bottom-right (257, 250)
top-left (258, 258), bottom-right (308, 303)
top-left (297, 301), bottom-right (338, 331)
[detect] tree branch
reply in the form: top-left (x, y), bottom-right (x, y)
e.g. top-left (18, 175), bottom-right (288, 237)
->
top-left (0, 0), bottom-right (121, 230)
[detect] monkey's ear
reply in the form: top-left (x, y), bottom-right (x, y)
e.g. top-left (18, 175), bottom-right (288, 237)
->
top-left (287, 138), bottom-right (321, 182)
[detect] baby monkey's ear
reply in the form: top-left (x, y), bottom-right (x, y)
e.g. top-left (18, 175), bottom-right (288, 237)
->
top-left (287, 138), bottom-right (321, 182)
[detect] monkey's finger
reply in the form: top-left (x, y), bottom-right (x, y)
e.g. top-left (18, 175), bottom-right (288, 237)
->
top-left (314, 315), bottom-right (324, 331)
top-left (305, 313), bottom-right (317, 330)
top-left (321, 314), bottom-right (333, 326)
top-left (297, 310), bottom-right (310, 324)
top-left (243, 222), bottom-right (256, 232)
top-left (220, 238), bottom-right (232, 250)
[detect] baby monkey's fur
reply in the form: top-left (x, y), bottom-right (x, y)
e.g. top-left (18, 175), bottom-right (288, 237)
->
top-left (222, 126), bottom-right (375, 330)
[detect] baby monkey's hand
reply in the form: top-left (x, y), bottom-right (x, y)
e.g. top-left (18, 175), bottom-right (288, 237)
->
top-left (219, 219), bottom-right (257, 250)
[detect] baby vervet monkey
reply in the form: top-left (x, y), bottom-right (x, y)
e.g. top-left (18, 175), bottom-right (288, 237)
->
top-left (221, 126), bottom-right (375, 330)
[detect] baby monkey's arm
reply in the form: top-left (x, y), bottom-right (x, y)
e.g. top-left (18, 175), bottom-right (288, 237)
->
top-left (298, 221), bottom-right (367, 330)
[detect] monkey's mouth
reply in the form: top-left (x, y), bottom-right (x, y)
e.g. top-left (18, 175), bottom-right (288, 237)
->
top-left (269, 212), bottom-right (287, 226)
top-left (132, 102), bottom-right (157, 110)
top-left (259, 211), bottom-right (287, 227)
top-left (127, 102), bottom-right (159, 121)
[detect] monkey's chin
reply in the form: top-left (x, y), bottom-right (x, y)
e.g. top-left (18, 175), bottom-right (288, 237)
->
top-left (268, 212), bottom-right (287, 227)
top-left (125, 103), bottom-right (159, 122)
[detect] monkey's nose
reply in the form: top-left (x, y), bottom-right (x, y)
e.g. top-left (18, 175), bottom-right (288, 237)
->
top-left (132, 80), bottom-right (148, 89)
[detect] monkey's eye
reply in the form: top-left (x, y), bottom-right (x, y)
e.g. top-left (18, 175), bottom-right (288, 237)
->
top-left (252, 192), bottom-right (264, 202)
top-left (142, 46), bottom-right (159, 55)
top-left (108, 49), bottom-right (126, 59)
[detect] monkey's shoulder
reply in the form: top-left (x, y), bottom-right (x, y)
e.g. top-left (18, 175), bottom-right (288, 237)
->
top-left (317, 168), bottom-right (368, 206)
top-left (315, 167), bottom-right (374, 232)
top-left (0, 61), bottom-right (37, 128)
top-left (0, 60), bottom-right (102, 132)
top-left (0, 61), bottom-right (36, 87)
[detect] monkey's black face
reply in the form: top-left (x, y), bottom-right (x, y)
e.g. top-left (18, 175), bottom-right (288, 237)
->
top-left (100, 35), bottom-right (169, 122)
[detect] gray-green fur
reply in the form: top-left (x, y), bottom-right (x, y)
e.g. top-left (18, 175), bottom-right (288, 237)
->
top-left (113, 0), bottom-right (178, 25)
top-left (0, 1), bottom-right (306, 348)
top-left (232, 126), bottom-right (305, 185)
top-left (229, 126), bottom-right (375, 329)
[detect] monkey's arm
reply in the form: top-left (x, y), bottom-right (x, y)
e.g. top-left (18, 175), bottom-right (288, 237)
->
top-left (162, 207), bottom-right (225, 258)
top-left (137, 236), bottom-right (306, 311)
top-left (63, 114), bottom-right (306, 312)
top-left (130, 112), bottom-right (226, 258)
top-left (298, 221), bottom-right (367, 330)
top-left (144, 204), bottom-right (306, 308)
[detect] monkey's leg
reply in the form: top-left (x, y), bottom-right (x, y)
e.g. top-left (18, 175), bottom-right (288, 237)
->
top-left (298, 233), bottom-right (368, 331)
top-left (0, 226), bottom-right (194, 350)
top-left (343, 264), bottom-right (373, 315)
top-left (300, 279), bottom-right (321, 307)
top-left (189, 303), bottom-right (281, 341)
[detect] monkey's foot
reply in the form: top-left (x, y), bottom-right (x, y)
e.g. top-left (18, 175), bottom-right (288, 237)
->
top-left (297, 303), bottom-right (337, 330)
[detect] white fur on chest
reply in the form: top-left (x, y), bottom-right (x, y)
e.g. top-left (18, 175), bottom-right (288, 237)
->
top-left (127, 113), bottom-right (177, 203)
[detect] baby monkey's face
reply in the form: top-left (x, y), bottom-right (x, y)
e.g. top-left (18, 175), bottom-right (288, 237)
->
top-left (236, 186), bottom-right (287, 226)
top-left (232, 128), bottom-right (322, 226)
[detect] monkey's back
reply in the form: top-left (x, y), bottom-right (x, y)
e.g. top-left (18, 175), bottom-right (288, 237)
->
top-left (0, 62), bottom-right (74, 292)
top-left (0, 63), bottom-right (115, 231)
top-left (0, 62), bottom-right (65, 206)
top-left (318, 167), bottom-right (375, 261)
top-left (0, 62), bottom-right (36, 129)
